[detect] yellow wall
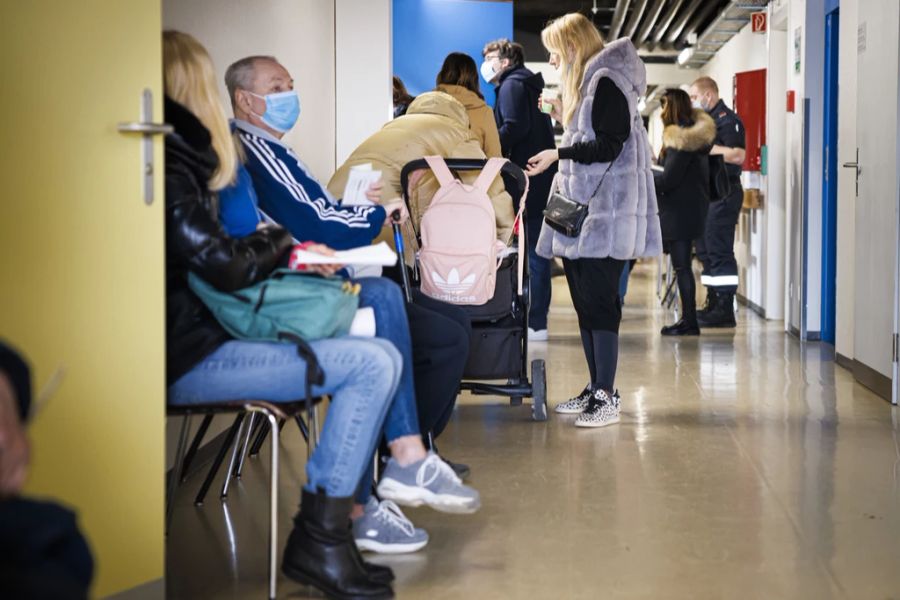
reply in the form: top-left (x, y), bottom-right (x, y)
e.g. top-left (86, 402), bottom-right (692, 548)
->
top-left (0, 0), bottom-right (165, 596)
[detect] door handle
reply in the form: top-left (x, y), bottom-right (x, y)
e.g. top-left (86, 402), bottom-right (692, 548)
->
top-left (117, 89), bottom-right (170, 205)
top-left (842, 149), bottom-right (861, 197)
top-left (117, 122), bottom-right (173, 135)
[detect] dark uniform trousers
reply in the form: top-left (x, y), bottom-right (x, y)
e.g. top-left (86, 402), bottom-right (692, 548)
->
top-left (696, 99), bottom-right (745, 295)
top-left (695, 177), bottom-right (742, 293)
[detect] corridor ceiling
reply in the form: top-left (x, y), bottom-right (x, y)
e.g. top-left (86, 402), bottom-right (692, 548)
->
top-left (514, 0), bottom-right (770, 67)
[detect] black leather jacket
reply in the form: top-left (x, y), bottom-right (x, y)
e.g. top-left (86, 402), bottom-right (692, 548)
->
top-left (165, 97), bottom-right (292, 384)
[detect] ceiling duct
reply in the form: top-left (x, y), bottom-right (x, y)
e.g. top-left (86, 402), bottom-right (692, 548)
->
top-left (665, 0), bottom-right (705, 44)
top-left (622, 0), bottom-right (649, 40)
top-left (607, 0), bottom-right (631, 40)
top-left (675, 1), bottom-right (723, 47)
top-left (651, 0), bottom-right (687, 44)
top-left (680, 0), bottom-right (770, 69)
top-left (634, 0), bottom-right (668, 48)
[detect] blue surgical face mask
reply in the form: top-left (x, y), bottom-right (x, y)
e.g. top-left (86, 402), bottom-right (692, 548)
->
top-left (249, 90), bottom-right (300, 132)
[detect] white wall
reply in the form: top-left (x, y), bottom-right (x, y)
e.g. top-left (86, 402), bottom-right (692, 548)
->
top-left (335, 0), bottom-right (392, 166)
top-left (764, 21), bottom-right (788, 321)
top-left (163, 0), bottom-right (337, 180)
top-left (835, 0), bottom-right (858, 359)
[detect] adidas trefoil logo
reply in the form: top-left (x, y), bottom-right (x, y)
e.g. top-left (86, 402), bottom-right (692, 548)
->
top-left (432, 268), bottom-right (476, 295)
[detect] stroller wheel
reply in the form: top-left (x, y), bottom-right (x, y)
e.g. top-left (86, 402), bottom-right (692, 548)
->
top-left (531, 359), bottom-right (548, 422)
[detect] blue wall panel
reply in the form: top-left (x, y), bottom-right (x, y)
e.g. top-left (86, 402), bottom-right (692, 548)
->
top-left (393, 0), bottom-right (513, 108)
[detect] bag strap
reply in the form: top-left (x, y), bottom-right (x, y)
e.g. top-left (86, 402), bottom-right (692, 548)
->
top-left (495, 169), bottom-right (530, 296)
top-left (277, 332), bottom-right (324, 425)
top-left (473, 157), bottom-right (508, 193)
top-left (423, 155), bottom-right (456, 187)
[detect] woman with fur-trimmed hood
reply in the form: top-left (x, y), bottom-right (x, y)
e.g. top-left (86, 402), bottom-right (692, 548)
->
top-left (654, 88), bottom-right (716, 336)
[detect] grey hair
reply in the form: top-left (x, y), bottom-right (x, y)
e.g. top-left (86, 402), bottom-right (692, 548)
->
top-left (225, 55), bottom-right (278, 108)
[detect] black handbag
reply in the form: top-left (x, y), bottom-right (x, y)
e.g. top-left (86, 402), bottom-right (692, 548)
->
top-left (543, 158), bottom-right (616, 238)
top-left (708, 154), bottom-right (733, 202)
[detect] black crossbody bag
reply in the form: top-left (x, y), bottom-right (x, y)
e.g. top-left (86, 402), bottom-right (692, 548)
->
top-left (543, 156), bottom-right (618, 238)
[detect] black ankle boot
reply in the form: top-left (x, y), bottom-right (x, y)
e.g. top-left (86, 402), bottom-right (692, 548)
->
top-left (698, 288), bottom-right (718, 317)
top-left (697, 293), bottom-right (736, 328)
top-left (661, 319), bottom-right (700, 336)
top-left (282, 489), bottom-right (394, 599)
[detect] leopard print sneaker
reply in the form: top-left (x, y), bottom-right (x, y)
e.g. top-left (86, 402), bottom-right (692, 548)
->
top-left (554, 385), bottom-right (593, 414)
top-left (574, 389), bottom-right (621, 428)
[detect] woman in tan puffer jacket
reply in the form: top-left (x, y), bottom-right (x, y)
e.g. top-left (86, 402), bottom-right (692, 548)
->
top-left (328, 91), bottom-right (515, 249)
top-left (435, 52), bottom-right (502, 158)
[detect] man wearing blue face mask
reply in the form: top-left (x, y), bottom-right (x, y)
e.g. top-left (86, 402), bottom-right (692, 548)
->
top-left (223, 55), bottom-right (407, 260)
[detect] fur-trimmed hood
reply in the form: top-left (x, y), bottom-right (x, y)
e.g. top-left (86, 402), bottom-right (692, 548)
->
top-left (663, 109), bottom-right (716, 152)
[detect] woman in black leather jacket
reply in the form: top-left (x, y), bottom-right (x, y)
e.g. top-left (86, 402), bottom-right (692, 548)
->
top-left (162, 31), bottom-right (402, 599)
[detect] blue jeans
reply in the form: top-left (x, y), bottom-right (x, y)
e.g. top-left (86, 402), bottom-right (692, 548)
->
top-left (168, 338), bottom-right (401, 498)
top-left (528, 246), bottom-right (552, 331)
top-left (355, 277), bottom-right (421, 504)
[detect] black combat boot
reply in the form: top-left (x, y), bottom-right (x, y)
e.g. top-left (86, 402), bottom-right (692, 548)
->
top-left (282, 489), bottom-right (394, 599)
top-left (698, 292), bottom-right (736, 328)
top-left (698, 287), bottom-right (718, 318)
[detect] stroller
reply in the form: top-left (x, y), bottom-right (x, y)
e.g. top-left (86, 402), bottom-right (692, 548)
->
top-left (396, 158), bottom-right (548, 421)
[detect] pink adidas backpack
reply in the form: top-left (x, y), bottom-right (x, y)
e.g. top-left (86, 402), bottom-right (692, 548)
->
top-left (418, 156), bottom-right (513, 306)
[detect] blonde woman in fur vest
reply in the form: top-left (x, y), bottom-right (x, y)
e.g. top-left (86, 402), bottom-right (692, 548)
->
top-left (526, 13), bottom-right (661, 429)
top-left (654, 89), bottom-right (716, 337)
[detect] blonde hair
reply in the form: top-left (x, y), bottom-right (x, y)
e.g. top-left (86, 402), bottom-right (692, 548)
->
top-left (163, 31), bottom-right (236, 191)
top-left (541, 13), bottom-right (605, 127)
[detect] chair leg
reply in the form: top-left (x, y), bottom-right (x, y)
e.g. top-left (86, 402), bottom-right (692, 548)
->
top-left (310, 404), bottom-right (321, 450)
top-left (233, 412), bottom-right (257, 480)
top-left (246, 406), bottom-right (280, 600)
top-left (195, 413), bottom-right (244, 506)
top-left (293, 414), bottom-right (310, 443)
top-left (221, 415), bottom-right (249, 499)
top-left (166, 415), bottom-right (191, 534)
top-left (249, 420), bottom-right (270, 457)
top-left (180, 414), bottom-right (213, 481)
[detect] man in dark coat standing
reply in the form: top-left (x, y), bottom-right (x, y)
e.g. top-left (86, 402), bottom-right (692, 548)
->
top-left (482, 39), bottom-right (557, 341)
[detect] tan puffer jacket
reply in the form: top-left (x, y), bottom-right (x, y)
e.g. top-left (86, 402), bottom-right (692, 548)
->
top-left (435, 84), bottom-right (502, 158)
top-left (327, 91), bottom-right (516, 253)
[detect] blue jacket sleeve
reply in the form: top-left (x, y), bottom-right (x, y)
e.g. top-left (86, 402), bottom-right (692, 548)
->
top-left (239, 133), bottom-right (386, 250)
top-left (217, 163), bottom-right (263, 238)
top-left (497, 79), bottom-right (532, 152)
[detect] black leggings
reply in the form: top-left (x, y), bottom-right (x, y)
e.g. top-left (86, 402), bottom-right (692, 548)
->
top-left (669, 239), bottom-right (697, 322)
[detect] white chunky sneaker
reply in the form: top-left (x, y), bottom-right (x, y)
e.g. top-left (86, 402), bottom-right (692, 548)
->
top-left (528, 328), bottom-right (548, 342)
top-left (554, 385), bottom-right (593, 414)
top-left (574, 389), bottom-right (621, 428)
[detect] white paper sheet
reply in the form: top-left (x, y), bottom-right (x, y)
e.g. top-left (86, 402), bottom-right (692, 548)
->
top-left (342, 163), bottom-right (383, 206)
top-left (291, 241), bottom-right (398, 267)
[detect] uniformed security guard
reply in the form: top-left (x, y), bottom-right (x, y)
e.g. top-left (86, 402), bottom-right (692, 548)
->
top-left (689, 76), bottom-right (746, 328)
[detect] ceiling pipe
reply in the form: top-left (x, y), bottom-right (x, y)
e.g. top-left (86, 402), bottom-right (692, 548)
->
top-left (651, 0), bottom-right (687, 44)
top-left (665, 0), bottom-right (705, 44)
top-left (622, 0), bottom-right (650, 40)
top-left (607, 0), bottom-right (631, 40)
top-left (634, 0), bottom-right (668, 48)
top-left (676, 0), bottom-right (726, 47)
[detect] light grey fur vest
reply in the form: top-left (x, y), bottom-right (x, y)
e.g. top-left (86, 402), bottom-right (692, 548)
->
top-left (536, 39), bottom-right (662, 261)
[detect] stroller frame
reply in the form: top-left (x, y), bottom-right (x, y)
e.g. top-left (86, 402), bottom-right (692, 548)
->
top-left (398, 158), bottom-right (548, 421)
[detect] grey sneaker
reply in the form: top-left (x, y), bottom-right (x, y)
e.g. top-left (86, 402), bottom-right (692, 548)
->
top-left (377, 452), bottom-right (481, 514)
top-left (555, 385), bottom-right (593, 414)
top-left (574, 389), bottom-right (621, 428)
top-left (353, 497), bottom-right (429, 554)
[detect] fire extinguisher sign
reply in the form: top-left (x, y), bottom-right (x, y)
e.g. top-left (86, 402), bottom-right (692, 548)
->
top-left (751, 12), bottom-right (767, 34)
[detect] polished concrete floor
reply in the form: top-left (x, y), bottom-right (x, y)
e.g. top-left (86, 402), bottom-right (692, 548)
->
top-left (167, 263), bottom-right (900, 599)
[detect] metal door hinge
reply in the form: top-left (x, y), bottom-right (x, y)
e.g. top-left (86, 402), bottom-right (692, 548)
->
top-left (893, 333), bottom-right (898, 363)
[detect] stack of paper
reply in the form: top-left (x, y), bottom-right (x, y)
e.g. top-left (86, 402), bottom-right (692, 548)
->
top-left (291, 241), bottom-right (398, 267)
top-left (342, 163), bottom-right (383, 206)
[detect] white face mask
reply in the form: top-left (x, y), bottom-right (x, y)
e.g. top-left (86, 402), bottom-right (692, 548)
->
top-left (480, 59), bottom-right (497, 83)
top-left (692, 100), bottom-right (703, 110)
